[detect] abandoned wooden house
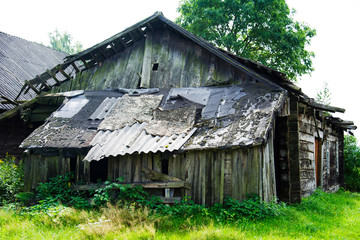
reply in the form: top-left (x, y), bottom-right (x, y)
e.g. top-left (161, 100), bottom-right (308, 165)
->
top-left (0, 32), bottom-right (68, 159)
top-left (15, 12), bottom-right (356, 204)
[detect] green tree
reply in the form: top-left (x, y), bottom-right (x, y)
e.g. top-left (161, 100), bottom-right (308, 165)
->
top-left (48, 29), bottom-right (83, 54)
top-left (176, 0), bottom-right (316, 81)
top-left (316, 82), bottom-right (331, 106)
top-left (344, 135), bottom-right (360, 191)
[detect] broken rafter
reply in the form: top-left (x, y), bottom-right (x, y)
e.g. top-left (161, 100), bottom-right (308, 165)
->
top-left (80, 59), bottom-right (90, 69)
top-left (55, 65), bottom-right (71, 80)
top-left (36, 75), bottom-right (52, 91)
top-left (24, 81), bottom-right (40, 95)
top-left (1, 96), bottom-right (19, 106)
top-left (46, 69), bottom-right (61, 84)
top-left (71, 62), bottom-right (80, 73)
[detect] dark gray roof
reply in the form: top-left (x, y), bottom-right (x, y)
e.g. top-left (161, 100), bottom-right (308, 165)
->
top-left (0, 32), bottom-right (67, 110)
top-left (20, 85), bottom-right (286, 160)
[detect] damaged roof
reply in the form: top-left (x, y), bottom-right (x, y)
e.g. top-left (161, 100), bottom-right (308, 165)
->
top-left (0, 32), bottom-right (68, 111)
top-left (20, 85), bottom-right (286, 161)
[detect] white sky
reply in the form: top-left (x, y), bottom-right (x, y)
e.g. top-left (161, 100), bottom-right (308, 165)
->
top-left (1, 0), bottom-right (359, 138)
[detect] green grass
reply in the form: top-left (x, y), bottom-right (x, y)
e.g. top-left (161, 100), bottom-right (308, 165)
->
top-left (1, 190), bottom-right (360, 239)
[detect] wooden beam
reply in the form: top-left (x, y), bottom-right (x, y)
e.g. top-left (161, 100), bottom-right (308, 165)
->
top-left (142, 168), bottom-right (182, 182)
top-left (80, 59), bottom-right (90, 69)
top-left (36, 75), bottom-right (52, 91)
top-left (1, 96), bottom-right (19, 106)
top-left (73, 181), bottom-right (191, 191)
top-left (0, 98), bottom-right (37, 121)
top-left (71, 62), bottom-right (80, 73)
top-left (24, 81), bottom-right (41, 94)
top-left (46, 69), bottom-right (61, 84)
top-left (55, 65), bottom-right (71, 79)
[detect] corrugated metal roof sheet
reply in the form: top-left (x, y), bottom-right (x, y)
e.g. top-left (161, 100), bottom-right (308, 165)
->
top-left (20, 86), bottom-right (287, 160)
top-left (0, 32), bottom-right (67, 110)
top-left (84, 122), bottom-right (197, 161)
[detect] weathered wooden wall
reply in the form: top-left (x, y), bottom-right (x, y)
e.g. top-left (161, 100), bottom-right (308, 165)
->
top-left (54, 29), bottom-right (250, 93)
top-left (298, 106), bottom-right (342, 197)
top-left (107, 144), bottom-right (276, 205)
top-left (23, 137), bottom-right (277, 205)
top-left (23, 154), bottom-right (89, 191)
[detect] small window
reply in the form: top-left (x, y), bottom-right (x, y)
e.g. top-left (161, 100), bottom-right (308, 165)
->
top-left (152, 63), bottom-right (159, 71)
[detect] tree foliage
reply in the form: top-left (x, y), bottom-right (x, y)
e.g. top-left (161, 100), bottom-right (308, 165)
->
top-left (48, 29), bottom-right (83, 54)
top-left (344, 135), bottom-right (360, 191)
top-left (176, 0), bottom-right (316, 81)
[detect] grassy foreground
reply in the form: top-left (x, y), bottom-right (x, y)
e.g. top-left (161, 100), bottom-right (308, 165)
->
top-left (0, 190), bottom-right (359, 240)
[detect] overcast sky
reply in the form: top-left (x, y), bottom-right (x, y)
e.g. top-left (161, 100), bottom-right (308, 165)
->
top-left (1, 0), bottom-right (359, 138)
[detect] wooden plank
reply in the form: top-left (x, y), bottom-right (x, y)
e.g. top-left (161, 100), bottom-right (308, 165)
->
top-left (142, 168), bottom-right (182, 182)
top-left (71, 62), bottom-right (80, 73)
top-left (159, 197), bottom-right (182, 204)
top-left (56, 65), bottom-right (71, 79)
top-left (73, 181), bottom-right (191, 191)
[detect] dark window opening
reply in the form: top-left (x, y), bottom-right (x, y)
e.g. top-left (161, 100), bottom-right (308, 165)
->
top-left (70, 157), bottom-right (77, 173)
top-left (162, 159), bottom-right (169, 175)
top-left (90, 158), bottom-right (108, 183)
top-left (70, 157), bottom-right (77, 182)
top-left (152, 63), bottom-right (159, 71)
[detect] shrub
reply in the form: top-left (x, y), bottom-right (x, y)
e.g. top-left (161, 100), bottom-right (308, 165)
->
top-left (344, 135), bottom-right (360, 191)
top-left (0, 154), bottom-right (24, 203)
top-left (35, 173), bottom-right (90, 210)
top-left (91, 178), bottom-right (151, 208)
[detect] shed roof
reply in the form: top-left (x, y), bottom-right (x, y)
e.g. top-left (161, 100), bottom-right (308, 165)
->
top-left (0, 32), bottom-right (68, 110)
top-left (20, 85), bottom-right (286, 161)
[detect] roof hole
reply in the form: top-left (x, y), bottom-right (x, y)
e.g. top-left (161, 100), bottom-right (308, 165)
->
top-left (152, 63), bottom-right (159, 71)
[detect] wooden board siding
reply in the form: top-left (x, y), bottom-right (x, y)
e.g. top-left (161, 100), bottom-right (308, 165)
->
top-left (53, 29), bottom-right (251, 93)
top-left (298, 109), bottom-right (342, 197)
top-left (24, 144), bottom-right (276, 205)
top-left (106, 145), bottom-right (275, 205)
top-left (23, 154), bottom-right (88, 191)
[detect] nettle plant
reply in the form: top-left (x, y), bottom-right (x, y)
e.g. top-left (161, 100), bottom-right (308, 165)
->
top-left (0, 154), bottom-right (24, 203)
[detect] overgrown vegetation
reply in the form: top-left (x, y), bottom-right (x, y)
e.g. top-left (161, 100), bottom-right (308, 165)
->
top-left (1, 152), bottom-right (360, 238)
top-left (0, 154), bottom-right (24, 204)
top-left (344, 134), bottom-right (360, 191)
top-left (0, 189), bottom-right (359, 239)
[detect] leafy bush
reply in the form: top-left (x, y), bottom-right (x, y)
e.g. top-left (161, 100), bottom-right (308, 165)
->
top-left (35, 173), bottom-right (90, 210)
top-left (0, 154), bottom-right (24, 203)
top-left (344, 135), bottom-right (360, 191)
top-left (91, 178), bottom-right (150, 208)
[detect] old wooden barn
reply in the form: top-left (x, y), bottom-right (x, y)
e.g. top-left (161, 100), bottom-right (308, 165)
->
top-left (15, 12), bottom-right (356, 204)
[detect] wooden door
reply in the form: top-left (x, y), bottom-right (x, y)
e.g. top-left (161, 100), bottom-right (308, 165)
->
top-left (315, 138), bottom-right (321, 187)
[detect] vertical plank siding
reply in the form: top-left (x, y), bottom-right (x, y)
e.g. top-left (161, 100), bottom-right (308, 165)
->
top-left (298, 109), bottom-right (342, 197)
top-left (54, 29), bottom-right (250, 94)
